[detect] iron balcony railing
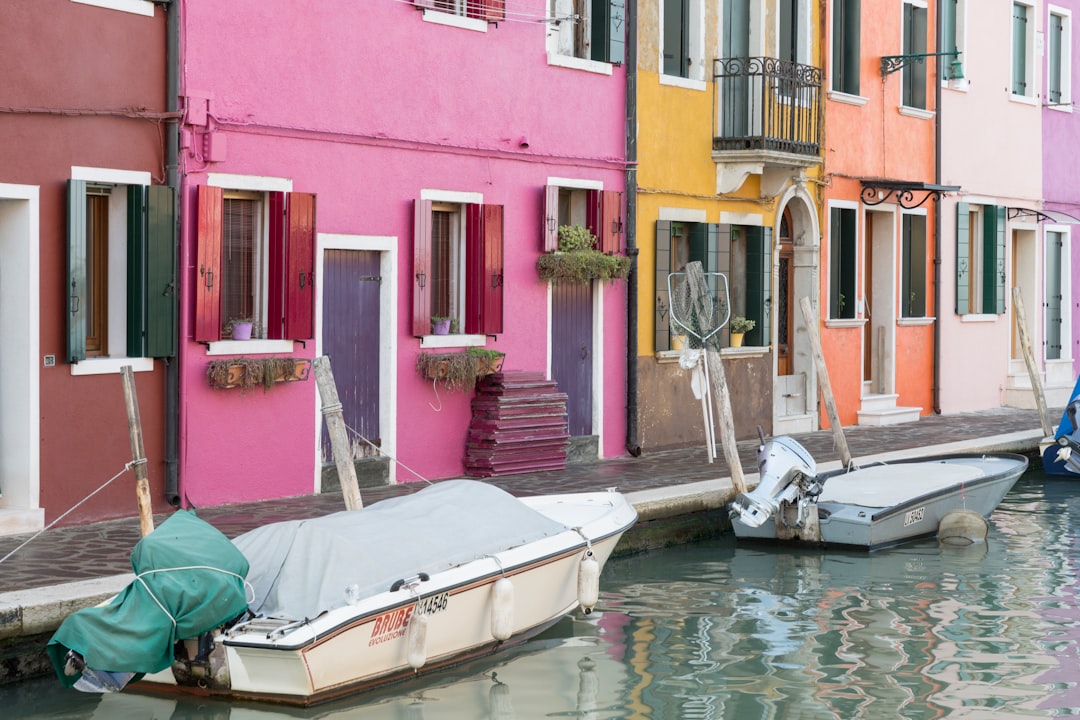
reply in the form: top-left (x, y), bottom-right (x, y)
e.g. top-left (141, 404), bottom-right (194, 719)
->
top-left (713, 56), bottom-right (822, 157)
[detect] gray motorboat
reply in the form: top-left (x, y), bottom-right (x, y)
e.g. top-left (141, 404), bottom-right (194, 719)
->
top-left (729, 434), bottom-right (1028, 551)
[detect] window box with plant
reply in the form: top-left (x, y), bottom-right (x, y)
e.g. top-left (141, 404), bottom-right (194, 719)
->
top-left (536, 225), bottom-right (631, 283)
top-left (416, 347), bottom-right (506, 392)
top-left (207, 357), bottom-right (311, 394)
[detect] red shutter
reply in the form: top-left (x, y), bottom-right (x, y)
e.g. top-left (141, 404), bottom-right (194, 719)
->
top-left (481, 204), bottom-right (504, 334)
top-left (471, 0), bottom-right (505, 21)
top-left (195, 185), bottom-right (223, 342)
top-left (284, 192), bottom-right (316, 340)
top-left (412, 199), bottom-right (433, 336)
top-left (267, 192), bottom-right (287, 339)
top-left (465, 203), bottom-right (504, 335)
top-left (543, 184), bottom-right (559, 251)
top-left (599, 190), bottom-right (623, 254)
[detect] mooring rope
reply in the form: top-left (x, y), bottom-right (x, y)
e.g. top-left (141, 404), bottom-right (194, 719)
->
top-left (0, 460), bottom-right (143, 566)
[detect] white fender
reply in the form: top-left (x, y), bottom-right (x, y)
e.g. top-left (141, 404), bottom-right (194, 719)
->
top-left (490, 577), bottom-right (514, 641)
top-left (577, 551), bottom-right (600, 614)
top-left (406, 611), bottom-right (428, 670)
top-left (489, 681), bottom-right (514, 720)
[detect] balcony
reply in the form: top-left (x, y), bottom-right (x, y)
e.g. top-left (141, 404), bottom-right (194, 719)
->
top-left (712, 57), bottom-right (823, 195)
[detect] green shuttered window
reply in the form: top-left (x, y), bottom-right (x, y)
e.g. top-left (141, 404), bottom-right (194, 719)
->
top-left (67, 180), bottom-right (176, 363)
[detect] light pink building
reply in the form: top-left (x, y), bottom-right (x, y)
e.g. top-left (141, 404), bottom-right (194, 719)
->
top-left (176, 1), bottom-right (630, 506)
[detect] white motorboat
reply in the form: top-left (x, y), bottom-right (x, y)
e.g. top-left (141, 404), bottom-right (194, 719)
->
top-left (50, 479), bottom-right (637, 706)
top-left (729, 434), bottom-right (1028, 551)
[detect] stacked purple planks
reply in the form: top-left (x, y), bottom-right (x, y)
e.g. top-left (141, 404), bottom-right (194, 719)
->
top-left (464, 371), bottom-right (570, 477)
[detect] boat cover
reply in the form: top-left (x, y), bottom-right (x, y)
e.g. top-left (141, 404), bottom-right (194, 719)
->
top-left (233, 479), bottom-right (571, 619)
top-left (47, 509), bottom-right (250, 688)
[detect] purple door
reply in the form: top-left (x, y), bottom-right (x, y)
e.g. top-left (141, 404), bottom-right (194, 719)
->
top-left (552, 280), bottom-right (593, 436)
top-left (321, 249), bottom-right (381, 460)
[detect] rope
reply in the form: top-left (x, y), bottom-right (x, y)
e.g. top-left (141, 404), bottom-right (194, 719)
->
top-left (340, 421), bottom-right (434, 486)
top-left (0, 462), bottom-right (137, 566)
top-left (134, 566), bottom-right (254, 627)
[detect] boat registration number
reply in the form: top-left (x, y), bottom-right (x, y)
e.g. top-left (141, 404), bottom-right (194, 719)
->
top-left (415, 592), bottom-right (450, 616)
top-left (904, 507), bottom-right (926, 526)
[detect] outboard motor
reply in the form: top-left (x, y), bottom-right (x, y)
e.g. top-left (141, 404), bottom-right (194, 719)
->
top-left (730, 433), bottom-right (818, 528)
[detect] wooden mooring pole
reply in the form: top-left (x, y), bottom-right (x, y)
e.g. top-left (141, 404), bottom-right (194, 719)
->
top-left (685, 262), bottom-right (747, 494)
top-left (1012, 287), bottom-right (1055, 438)
top-left (313, 356), bottom-right (364, 511)
top-left (121, 365), bottom-right (155, 537)
top-left (799, 296), bottom-right (853, 468)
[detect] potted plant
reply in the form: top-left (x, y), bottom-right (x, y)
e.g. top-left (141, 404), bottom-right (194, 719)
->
top-left (416, 351), bottom-right (478, 392)
top-left (536, 225), bottom-right (631, 283)
top-left (207, 357), bottom-right (311, 394)
top-left (729, 316), bottom-right (755, 348)
top-left (226, 318), bottom-right (254, 340)
top-left (431, 317), bottom-right (452, 335)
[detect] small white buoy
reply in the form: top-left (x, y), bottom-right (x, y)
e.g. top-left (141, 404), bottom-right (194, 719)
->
top-left (490, 577), bottom-right (514, 641)
top-left (489, 680), bottom-right (514, 720)
top-left (406, 611), bottom-right (428, 669)
top-left (938, 509), bottom-right (989, 546)
top-left (577, 551), bottom-right (600, 614)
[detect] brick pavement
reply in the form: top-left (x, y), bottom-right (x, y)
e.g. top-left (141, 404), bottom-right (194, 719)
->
top-left (0, 406), bottom-right (1053, 594)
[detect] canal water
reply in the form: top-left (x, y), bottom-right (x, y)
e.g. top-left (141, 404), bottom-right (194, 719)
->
top-left (5, 467), bottom-right (1078, 719)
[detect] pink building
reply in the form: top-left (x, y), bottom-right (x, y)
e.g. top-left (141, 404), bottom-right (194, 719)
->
top-left (176, 2), bottom-right (630, 506)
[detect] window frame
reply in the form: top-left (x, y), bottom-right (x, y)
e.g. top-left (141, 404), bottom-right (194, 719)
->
top-left (828, 204), bottom-right (858, 320)
top-left (412, 190), bottom-right (504, 340)
top-left (71, 0), bottom-right (155, 17)
top-left (955, 202), bottom-right (1006, 316)
top-left (195, 174), bottom-right (316, 347)
top-left (547, 0), bottom-right (625, 72)
top-left (900, 211), bottom-right (928, 318)
top-left (1011, 1), bottom-right (1036, 101)
top-left (660, 0), bottom-right (704, 85)
top-left (940, 0), bottom-right (967, 83)
top-left (1047, 6), bottom-right (1073, 110)
top-left (830, 0), bottom-right (862, 97)
top-left (901, 1), bottom-right (928, 110)
top-left (67, 167), bottom-right (176, 372)
top-left (412, 0), bottom-right (504, 30)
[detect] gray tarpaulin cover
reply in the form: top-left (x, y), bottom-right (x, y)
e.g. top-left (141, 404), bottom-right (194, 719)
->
top-left (232, 480), bottom-right (571, 619)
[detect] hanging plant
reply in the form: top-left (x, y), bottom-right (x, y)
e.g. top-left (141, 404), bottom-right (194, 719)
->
top-left (536, 225), bottom-right (631, 283)
top-left (207, 357), bottom-right (311, 395)
top-left (416, 348), bottom-right (506, 392)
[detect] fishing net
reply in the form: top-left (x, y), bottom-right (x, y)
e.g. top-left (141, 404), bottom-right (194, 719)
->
top-left (668, 267), bottom-right (730, 351)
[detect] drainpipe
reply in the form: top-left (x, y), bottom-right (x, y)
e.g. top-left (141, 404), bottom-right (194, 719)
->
top-left (163, 0), bottom-right (181, 504)
top-left (624, 0), bottom-right (641, 457)
top-left (932, 0), bottom-right (943, 415)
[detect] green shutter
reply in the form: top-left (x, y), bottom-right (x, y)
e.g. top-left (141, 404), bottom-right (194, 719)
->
top-left (941, 0), bottom-right (957, 80)
top-left (743, 226), bottom-right (771, 346)
top-left (956, 202), bottom-right (969, 314)
top-left (1012, 3), bottom-right (1027, 95)
top-left (714, 224), bottom-right (732, 344)
top-left (127, 186), bottom-right (147, 357)
top-left (655, 221), bottom-right (672, 352)
top-left (991, 205), bottom-right (1006, 314)
top-left (903, 3), bottom-right (927, 108)
top-left (834, 0), bottom-right (861, 94)
top-left (67, 180), bottom-right (87, 363)
top-left (146, 186), bottom-right (177, 357)
top-left (1049, 14), bottom-right (1063, 103)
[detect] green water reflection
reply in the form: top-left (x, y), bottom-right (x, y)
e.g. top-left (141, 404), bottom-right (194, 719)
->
top-left (6, 469), bottom-right (1079, 719)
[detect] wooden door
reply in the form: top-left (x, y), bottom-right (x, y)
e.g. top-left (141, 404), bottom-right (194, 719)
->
top-left (552, 280), bottom-right (593, 436)
top-left (321, 249), bottom-right (381, 461)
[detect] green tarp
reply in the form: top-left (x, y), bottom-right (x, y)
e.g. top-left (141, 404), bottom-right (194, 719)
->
top-left (47, 509), bottom-right (249, 689)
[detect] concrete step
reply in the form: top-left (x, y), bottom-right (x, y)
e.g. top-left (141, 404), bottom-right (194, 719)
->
top-left (859, 393), bottom-right (900, 413)
top-left (774, 413), bottom-right (816, 435)
top-left (1006, 384), bottom-right (1075, 410)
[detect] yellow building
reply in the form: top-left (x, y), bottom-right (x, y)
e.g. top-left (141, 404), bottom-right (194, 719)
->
top-left (630, 0), bottom-right (825, 451)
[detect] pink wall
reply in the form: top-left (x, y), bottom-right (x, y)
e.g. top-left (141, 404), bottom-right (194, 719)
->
top-left (178, 2), bottom-right (627, 504)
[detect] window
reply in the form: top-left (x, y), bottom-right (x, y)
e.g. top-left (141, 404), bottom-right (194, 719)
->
top-left (1046, 231), bottom-right (1065, 359)
top-left (549, 0), bottom-right (626, 65)
top-left (901, 213), bottom-right (927, 317)
top-left (67, 173), bottom-right (176, 363)
top-left (1012, 2), bottom-right (1034, 99)
top-left (1048, 7), bottom-right (1072, 107)
top-left (412, 192), bottom-right (503, 337)
top-left (831, 0), bottom-right (861, 96)
top-left (662, 0), bottom-right (702, 81)
top-left (413, 0), bottom-right (505, 21)
top-left (902, 2), bottom-right (928, 109)
top-left (195, 184), bottom-right (315, 342)
top-left (543, 184), bottom-right (622, 253)
top-left (71, 0), bottom-right (155, 17)
top-left (955, 203), bottom-right (1006, 315)
top-left (828, 206), bottom-right (857, 319)
top-left (654, 221), bottom-right (772, 350)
